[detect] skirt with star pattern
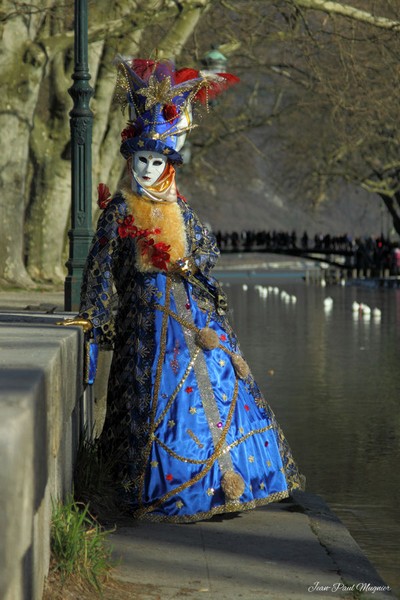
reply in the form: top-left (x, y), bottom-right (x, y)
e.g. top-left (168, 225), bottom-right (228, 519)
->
top-left (100, 272), bottom-right (302, 523)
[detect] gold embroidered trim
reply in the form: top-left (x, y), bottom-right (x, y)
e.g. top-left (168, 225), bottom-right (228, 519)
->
top-left (187, 429), bottom-right (204, 448)
top-left (133, 378), bottom-right (239, 519)
top-left (154, 346), bottom-right (201, 428)
top-left (224, 425), bottom-right (273, 453)
top-left (171, 281), bottom-right (235, 476)
top-left (152, 422), bottom-right (274, 466)
top-left (152, 277), bottom-right (172, 417)
top-left (152, 299), bottom-right (211, 431)
top-left (154, 301), bottom-right (245, 364)
top-left (138, 277), bottom-right (172, 505)
top-left (135, 490), bottom-right (290, 523)
top-left (153, 436), bottom-right (207, 464)
top-left (154, 303), bottom-right (196, 332)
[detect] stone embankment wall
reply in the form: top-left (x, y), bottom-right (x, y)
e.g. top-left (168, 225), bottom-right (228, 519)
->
top-left (0, 313), bottom-right (84, 600)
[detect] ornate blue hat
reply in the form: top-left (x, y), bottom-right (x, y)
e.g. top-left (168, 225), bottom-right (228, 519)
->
top-left (115, 57), bottom-right (239, 164)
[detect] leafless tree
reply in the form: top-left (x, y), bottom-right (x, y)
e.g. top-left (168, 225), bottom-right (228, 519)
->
top-left (0, 0), bottom-right (213, 285)
top-left (191, 0), bottom-right (400, 235)
top-left (1, 0), bottom-right (400, 286)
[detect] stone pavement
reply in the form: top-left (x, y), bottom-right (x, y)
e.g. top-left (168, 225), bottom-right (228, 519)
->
top-left (107, 492), bottom-right (394, 600)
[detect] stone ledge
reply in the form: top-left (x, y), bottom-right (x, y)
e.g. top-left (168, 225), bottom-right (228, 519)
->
top-left (0, 315), bottom-right (84, 600)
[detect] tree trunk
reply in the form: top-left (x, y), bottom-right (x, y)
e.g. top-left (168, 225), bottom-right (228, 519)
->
top-left (25, 8), bottom-right (105, 282)
top-left (0, 2), bottom-right (50, 286)
top-left (157, 0), bottom-right (212, 59)
top-left (25, 38), bottom-right (71, 281)
top-left (26, 1), bottom-right (146, 280)
top-left (379, 193), bottom-right (400, 237)
top-left (0, 0), bottom-right (217, 285)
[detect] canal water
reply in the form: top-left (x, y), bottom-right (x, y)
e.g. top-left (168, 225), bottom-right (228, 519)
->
top-left (220, 273), bottom-right (400, 595)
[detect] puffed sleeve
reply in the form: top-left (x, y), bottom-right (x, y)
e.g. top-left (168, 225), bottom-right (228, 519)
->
top-left (177, 197), bottom-right (229, 317)
top-left (181, 199), bottom-right (220, 277)
top-left (79, 197), bottom-right (126, 347)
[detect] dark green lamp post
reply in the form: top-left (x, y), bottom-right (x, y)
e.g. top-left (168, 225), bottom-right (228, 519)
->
top-left (64, 0), bottom-right (94, 311)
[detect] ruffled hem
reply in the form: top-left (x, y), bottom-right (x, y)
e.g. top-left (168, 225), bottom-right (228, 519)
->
top-left (131, 489), bottom-right (292, 523)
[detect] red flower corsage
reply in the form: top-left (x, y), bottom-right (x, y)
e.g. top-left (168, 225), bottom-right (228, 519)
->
top-left (118, 215), bottom-right (171, 271)
top-left (150, 242), bottom-right (171, 271)
top-left (118, 214), bottom-right (138, 238)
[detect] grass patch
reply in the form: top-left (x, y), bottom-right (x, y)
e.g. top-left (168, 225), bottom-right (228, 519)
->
top-left (50, 495), bottom-right (114, 593)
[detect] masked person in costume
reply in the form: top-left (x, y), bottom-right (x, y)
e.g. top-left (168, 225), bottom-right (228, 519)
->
top-left (66, 57), bottom-right (303, 522)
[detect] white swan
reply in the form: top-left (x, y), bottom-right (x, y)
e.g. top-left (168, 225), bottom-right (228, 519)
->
top-left (360, 303), bottom-right (371, 315)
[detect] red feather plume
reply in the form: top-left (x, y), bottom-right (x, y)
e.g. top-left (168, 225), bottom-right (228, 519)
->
top-left (175, 67), bottom-right (200, 84)
top-left (131, 59), bottom-right (156, 81)
top-left (97, 183), bottom-right (112, 209)
top-left (175, 67), bottom-right (239, 104)
top-left (196, 72), bottom-right (240, 104)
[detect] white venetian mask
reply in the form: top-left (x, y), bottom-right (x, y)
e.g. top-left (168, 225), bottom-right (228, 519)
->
top-left (132, 151), bottom-right (167, 188)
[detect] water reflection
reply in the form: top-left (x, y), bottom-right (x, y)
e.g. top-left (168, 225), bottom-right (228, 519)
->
top-left (224, 278), bottom-right (400, 595)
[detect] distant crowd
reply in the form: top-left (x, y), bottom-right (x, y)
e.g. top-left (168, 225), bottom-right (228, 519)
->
top-left (215, 229), bottom-right (400, 275)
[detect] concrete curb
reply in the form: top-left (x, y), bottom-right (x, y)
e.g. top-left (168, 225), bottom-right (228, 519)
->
top-left (292, 491), bottom-right (394, 599)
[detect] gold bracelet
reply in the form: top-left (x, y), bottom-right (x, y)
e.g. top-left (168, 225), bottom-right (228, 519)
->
top-left (55, 317), bottom-right (93, 333)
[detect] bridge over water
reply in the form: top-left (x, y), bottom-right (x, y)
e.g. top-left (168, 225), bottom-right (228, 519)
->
top-left (220, 245), bottom-right (355, 269)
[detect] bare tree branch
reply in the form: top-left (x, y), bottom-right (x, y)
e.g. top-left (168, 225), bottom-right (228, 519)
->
top-left (293, 0), bottom-right (400, 31)
top-left (36, 8), bottom-right (179, 59)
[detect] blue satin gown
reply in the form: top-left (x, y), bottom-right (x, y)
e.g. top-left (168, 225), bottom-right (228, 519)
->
top-left (79, 191), bottom-right (303, 522)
